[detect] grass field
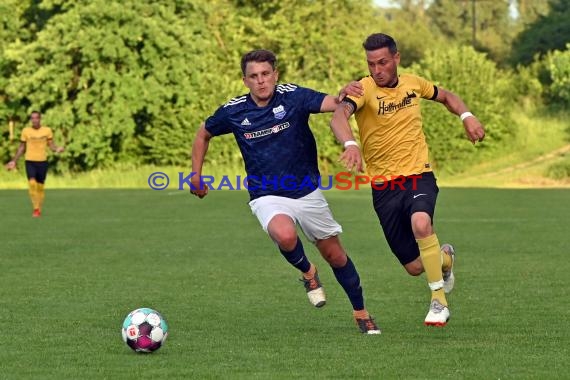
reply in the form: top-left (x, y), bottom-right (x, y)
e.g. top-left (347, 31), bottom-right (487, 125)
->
top-left (0, 188), bottom-right (568, 379)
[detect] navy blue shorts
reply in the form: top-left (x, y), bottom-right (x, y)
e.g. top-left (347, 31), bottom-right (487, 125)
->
top-left (25, 161), bottom-right (49, 184)
top-left (371, 172), bottom-right (439, 265)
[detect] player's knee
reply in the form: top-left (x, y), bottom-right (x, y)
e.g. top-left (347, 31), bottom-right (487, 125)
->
top-left (324, 252), bottom-right (347, 267)
top-left (274, 231), bottom-right (298, 251)
top-left (411, 212), bottom-right (433, 238)
top-left (404, 260), bottom-right (423, 276)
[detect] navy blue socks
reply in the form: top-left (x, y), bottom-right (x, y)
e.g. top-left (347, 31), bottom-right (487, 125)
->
top-left (279, 237), bottom-right (311, 273)
top-left (332, 257), bottom-right (364, 311)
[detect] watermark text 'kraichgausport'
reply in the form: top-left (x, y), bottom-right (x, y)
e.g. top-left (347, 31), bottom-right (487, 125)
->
top-left (147, 172), bottom-right (421, 191)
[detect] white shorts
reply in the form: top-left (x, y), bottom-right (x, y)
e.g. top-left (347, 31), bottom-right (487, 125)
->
top-left (248, 189), bottom-right (342, 243)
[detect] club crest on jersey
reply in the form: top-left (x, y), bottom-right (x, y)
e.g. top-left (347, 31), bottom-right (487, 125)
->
top-left (272, 105), bottom-right (286, 120)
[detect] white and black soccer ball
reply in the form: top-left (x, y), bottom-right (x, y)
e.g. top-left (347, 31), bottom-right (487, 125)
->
top-left (121, 307), bottom-right (168, 353)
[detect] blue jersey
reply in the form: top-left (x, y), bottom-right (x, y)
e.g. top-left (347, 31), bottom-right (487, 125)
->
top-left (205, 84), bottom-right (327, 200)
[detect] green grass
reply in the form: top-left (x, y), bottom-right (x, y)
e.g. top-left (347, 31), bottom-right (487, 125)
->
top-left (0, 189), bottom-right (568, 379)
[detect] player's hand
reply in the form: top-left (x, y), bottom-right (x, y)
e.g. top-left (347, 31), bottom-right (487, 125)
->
top-left (338, 145), bottom-right (363, 173)
top-left (337, 81), bottom-right (364, 102)
top-left (5, 161), bottom-right (16, 170)
top-left (190, 177), bottom-right (209, 199)
top-left (56, 146), bottom-right (65, 153)
top-left (463, 117), bottom-right (485, 144)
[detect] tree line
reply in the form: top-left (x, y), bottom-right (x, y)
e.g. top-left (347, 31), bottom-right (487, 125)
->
top-left (0, 0), bottom-right (568, 174)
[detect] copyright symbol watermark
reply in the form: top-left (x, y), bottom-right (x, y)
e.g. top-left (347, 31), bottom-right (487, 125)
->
top-left (148, 172), bottom-right (169, 190)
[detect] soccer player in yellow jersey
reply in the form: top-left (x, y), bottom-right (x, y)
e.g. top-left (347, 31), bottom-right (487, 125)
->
top-left (5, 111), bottom-right (65, 217)
top-left (330, 33), bottom-right (485, 326)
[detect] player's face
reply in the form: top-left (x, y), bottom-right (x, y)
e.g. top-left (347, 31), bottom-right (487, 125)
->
top-left (243, 61), bottom-right (278, 106)
top-left (30, 113), bottom-right (41, 129)
top-left (366, 48), bottom-right (400, 88)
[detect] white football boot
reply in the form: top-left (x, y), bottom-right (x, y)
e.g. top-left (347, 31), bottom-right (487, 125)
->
top-left (424, 299), bottom-right (450, 326)
top-left (300, 270), bottom-right (326, 308)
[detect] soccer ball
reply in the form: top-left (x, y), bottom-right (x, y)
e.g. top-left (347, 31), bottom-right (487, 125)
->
top-left (121, 307), bottom-right (168, 353)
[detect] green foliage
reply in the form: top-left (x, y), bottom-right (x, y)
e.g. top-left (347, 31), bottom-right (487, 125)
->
top-left (377, 4), bottom-right (445, 66)
top-left (544, 44), bottom-right (570, 104)
top-left (425, 0), bottom-right (472, 43)
top-left (0, 0), bottom-right (34, 163)
top-left (4, 0), bottom-right (221, 171)
top-left (0, 0), bottom-right (567, 176)
top-left (426, 0), bottom-right (514, 64)
top-left (512, 61), bottom-right (545, 104)
top-left (546, 155), bottom-right (570, 180)
top-left (510, 0), bottom-right (570, 66)
top-left (516, 0), bottom-right (551, 25)
top-left (410, 46), bottom-right (516, 173)
top-left (1, 0), bottom-right (385, 173)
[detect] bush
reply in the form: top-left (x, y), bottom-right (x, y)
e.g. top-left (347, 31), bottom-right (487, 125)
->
top-left (545, 44), bottom-right (570, 105)
top-left (546, 157), bottom-right (570, 180)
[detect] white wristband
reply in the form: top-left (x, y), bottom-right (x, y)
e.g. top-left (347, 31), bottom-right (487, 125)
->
top-left (460, 112), bottom-right (474, 121)
top-left (343, 140), bottom-right (359, 149)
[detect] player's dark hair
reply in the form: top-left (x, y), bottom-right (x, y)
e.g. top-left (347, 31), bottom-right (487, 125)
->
top-left (362, 33), bottom-right (398, 54)
top-left (30, 110), bottom-right (41, 117)
top-left (241, 49), bottom-right (277, 76)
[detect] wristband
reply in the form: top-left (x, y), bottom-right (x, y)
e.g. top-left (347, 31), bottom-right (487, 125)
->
top-left (343, 140), bottom-right (359, 149)
top-left (460, 112), bottom-right (474, 121)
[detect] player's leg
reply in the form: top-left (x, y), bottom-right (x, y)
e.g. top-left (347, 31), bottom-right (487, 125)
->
top-left (315, 237), bottom-right (380, 334)
top-left (267, 214), bottom-right (311, 273)
top-left (25, 161), bottom-right (41, 217)
top-left (408, 172), bottom-right (450, 326)
top-left (35, 161), bottom-right (48, 213)
top-left (298, 189), bottom-right (380, 334)
top-left (412, 212), bottom-right (449, 322)
top-left (401, 246), bottom-right (453, 289)
top-left (249, 196), bottom-right (325, 307)
top-left (372, 176), bottom-right (453, 325)
top-left (373, 179), bottom-right (448, 325)
top-left (267, 215), bottom-right (326, 308)
top-left (372, 183), bottom-right (421, 273)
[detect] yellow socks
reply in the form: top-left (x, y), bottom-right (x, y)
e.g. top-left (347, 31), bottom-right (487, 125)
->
top-left (417, 234), bottom-right (447, 306)
top-left (37, 183), bottom-right (45, 210)
top-left (27, 180), bottom-right (45, 211)
top-left (28, 180), bottom-right (40, 210)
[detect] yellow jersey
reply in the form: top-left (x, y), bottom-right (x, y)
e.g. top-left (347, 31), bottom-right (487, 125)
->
top-left (21, 126), bottom-right (53, 162)
top-left (346, 73), bottom-right (437, 178)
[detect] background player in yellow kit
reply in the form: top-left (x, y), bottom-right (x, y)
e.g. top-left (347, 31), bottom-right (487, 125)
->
top-left (330, 33), bottom-right (485, 326)
top-left (5, 111), bottom-right (65, 217)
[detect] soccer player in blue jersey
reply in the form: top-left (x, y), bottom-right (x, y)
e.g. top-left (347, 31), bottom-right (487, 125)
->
top-left (190, 49), bottom-right (380, 334)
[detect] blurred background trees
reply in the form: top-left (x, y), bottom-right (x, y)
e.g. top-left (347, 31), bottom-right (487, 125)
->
top-left (0, 0), bottom-right (568, 174)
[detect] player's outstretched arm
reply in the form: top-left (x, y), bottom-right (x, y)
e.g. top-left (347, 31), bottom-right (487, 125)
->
top-left (190, 123), bottom-right (212, 199)
top-left (5, 142), bottom-right (25, 170)
top-left (435, 88), bottom-right (486, 144)
top-left (48, 139), bottom-right (65, 153)
top-left (330, 101), bottom-right (363, 173)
